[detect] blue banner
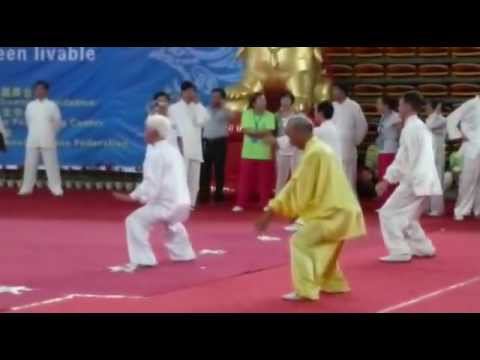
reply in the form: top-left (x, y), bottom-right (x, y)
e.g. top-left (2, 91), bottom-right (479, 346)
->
top-left (0, 47), bottom-right (243, 168)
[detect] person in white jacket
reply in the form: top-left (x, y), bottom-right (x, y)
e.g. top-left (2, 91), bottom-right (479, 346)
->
top-left (331, 84), bottom-right (368, 190)
top-left (446, 95), bottom-right (480, 221)
top-left (313, 101), bottom-right (342, 160)
top-left (112, 114), bottom-right (196, 273)
top-left (376, 92), bottom-right (442, 263)
top-left (19, 81), bottom-right (63, 196)
top-left (169, 81), bottom-right (209, 207)
top-left (425, 100), bottom-right (447, 217)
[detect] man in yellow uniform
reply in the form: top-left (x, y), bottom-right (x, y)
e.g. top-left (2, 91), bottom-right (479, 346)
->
top-left (256, 115), bottom-right (366, 301)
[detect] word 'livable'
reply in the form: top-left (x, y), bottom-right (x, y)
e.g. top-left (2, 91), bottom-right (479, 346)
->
top-left (0, 47), bottom-right (97, 62)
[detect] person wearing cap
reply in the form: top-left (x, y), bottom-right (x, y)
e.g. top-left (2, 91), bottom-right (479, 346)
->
top-left (256, 115), bottom-right (365, 302)
top-left (112, 114), bottom-right (196, 272)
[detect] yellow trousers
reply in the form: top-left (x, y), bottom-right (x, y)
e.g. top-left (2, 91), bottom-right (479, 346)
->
top-left (290, 221), bottom-right (350, 300)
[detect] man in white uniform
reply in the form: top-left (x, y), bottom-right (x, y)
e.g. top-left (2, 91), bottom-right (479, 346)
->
top-left (112, 114), bottom-right (196, 272)
top-left (169, 81), bottom-right (209, 207)
top-left (331, 84), bottom-right (368, 190)
top-left (313, 101), bottom-right (342, 160)
top-left (19, 81), bottom-right (63, 196)
top-left (376, 92), bottom-right (442, 263)
top-left (425, 100), bottom-right (447, 217)
top-left (446, 95), bottom-right (480, 221)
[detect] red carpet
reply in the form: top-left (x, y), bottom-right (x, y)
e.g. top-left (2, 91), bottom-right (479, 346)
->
top-left (1, 189), bottom-right (479, 313)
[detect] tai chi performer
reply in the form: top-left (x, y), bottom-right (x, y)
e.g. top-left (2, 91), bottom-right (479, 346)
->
top-left (425, 100), bottom-right (447, 217)
top-left (376, 92), bottom-right (441, 263)
top-left (446, 95), bottom-right (480, 221)
top-left (19, 81), bottom-right (63, 196)
top-left (256, 115), bottom-right (366, 301)
top-left (113, 114), bottom-right (196, 272)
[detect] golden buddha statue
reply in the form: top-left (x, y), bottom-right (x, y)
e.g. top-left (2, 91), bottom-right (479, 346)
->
top-left (226, 47), bottom-right (331, 112)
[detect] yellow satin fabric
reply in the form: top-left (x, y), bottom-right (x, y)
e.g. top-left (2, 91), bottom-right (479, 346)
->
top-left (269, 137), bottom-right (366, 299)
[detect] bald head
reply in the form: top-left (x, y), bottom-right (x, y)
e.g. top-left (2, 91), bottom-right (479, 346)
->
top-left (285, 115), bottom-right (314, 150)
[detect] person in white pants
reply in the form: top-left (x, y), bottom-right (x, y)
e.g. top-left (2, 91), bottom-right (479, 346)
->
top-left (19, 81), bottom-right (63, 196)
top-left (425, 100), bottom-right (447, 217)
top-left (446, 95), bottom-right (480, 221)
top-left (331, 84), bottom-right (368, 191)
top-left (275, 92), bottom-right (299, 195)
top-left (169, 81), bottom-right (209, 208)
top-left (376, 92), bottom-right (442, 263)
top-left (112, 114), bottom-right (196, 272)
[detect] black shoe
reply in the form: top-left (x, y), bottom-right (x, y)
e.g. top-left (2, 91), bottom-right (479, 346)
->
top-left (197, 195), bottom-right (211, 204)
top-left (214, 194), bottom-right (225, 202)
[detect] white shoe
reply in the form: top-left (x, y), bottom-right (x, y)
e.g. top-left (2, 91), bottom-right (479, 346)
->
top-left (284, 224), bottom-right (299, 232)
top-left (454, 215), bottom-right (464, 222)
top-left (232, 206), bottom-right (244, 213)
top-left (413, 251), bottom-right (436, 258)
top-left (379, 254), bottom-right (412, 263)
top-left (109, 263), bottom-right (138, 273)
top-left (282, 292), bottom-right (306, 301)
top-left (427, 211), bottom-right (443, 217)
top-left (109, 263), bottom-right (156, 273)
top-left (171, 255), bottom-right (196, 262)
top-left (52, 191), bottom-right (64, 197)
top-left (18, 190), bottom-right (32, 196)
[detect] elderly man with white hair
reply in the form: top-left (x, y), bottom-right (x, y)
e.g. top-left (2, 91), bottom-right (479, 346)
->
top-left (112, 114), bottom-right (196, 272)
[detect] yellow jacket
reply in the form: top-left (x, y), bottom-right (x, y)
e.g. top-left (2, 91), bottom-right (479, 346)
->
top-left (269, 137), bottom-right (366, 241)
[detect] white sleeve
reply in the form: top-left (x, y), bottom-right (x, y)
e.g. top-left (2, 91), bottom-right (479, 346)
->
top-left (277, 135), bottom-right (291, 150)
top-left (25, 103), bottom-right (32, 128)
top-left (384, 129), bottom-right (408, 184)
top-left (426, 114), bottom-right (447, 132)
top-left (195, 104), bottom-right (210, 127)
top-left (384, 146), bottom-right (405, 184)
top-left (354, 103), bottom-right (368, 145)
top-left (406, 130), bottom-right (432, 190)
top-left (447, 98), bottom-right (477, 140)
top-left (52, 102), bottom-right (63, 130)
top-left (130, 154), bottom-right (163, 204)
top-left (169, 107), bottom-right (183, 138)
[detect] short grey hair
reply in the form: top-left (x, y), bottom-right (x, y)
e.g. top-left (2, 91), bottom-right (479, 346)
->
top-left (286, 115), bottom-right (314, 134)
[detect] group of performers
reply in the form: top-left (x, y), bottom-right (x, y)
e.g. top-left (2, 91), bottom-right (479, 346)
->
top-left (2, 79), bottom-right (480, 302)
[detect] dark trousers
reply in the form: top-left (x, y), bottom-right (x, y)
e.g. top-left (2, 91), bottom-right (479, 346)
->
top-left (199, 137), bottom-right (227, 202)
